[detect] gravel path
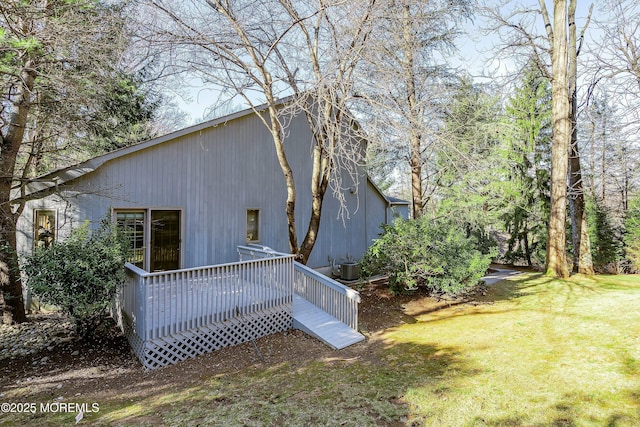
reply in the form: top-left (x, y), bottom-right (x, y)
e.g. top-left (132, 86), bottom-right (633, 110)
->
top-left (482, 268), bottom-right (525, 285)
top-left (0, 313), bottom-right (75, 361)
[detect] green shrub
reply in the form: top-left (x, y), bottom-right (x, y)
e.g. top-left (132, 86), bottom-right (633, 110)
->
top-left (360, 217), bottom-right (495, 295)
top-left (624, 198), bottom-right (640, 273)
top-left (23, 218), bottom-right (128, 338)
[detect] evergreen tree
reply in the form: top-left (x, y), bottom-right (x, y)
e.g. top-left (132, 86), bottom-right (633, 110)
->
top-left (588, 197), bottom-right (623, 271)
top-left (436, 77), bottom-right (504, 237)
top-left (623, 197), bottom-right (640, 272)
top-left (355, 0), bottom-right (472, 219)
top-left (0, 0), bottom-right (137, 323)
top-left (501, 63), bottom-right (552, 266)
top-left (85, 71), bottom-right (161, 155)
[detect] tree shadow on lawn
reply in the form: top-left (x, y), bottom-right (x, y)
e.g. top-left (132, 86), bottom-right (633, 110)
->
top-left (0, 327), bottom-right (479, 426)
top-left (474, 272), bottom-right (607, 309)
top-left (134, 341), bottom-right (477, 427)
top-left (407, 273), bottom-right (620, 330)
top-left (363, 270), bottom-right (601, 328)
top-left (5, 274), bottom-right (637, 426)
top-left (399, 273), bottom-right (552, 322)
top-left (472, 390), bottom-right (640, 427)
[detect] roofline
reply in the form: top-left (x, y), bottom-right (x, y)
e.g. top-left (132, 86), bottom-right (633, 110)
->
top-left (16, 96), bottom-right (296, 198)
top-left (15, 94), bottom-right (408, 206)
top-left (366, 177), bottom-right (410, 206)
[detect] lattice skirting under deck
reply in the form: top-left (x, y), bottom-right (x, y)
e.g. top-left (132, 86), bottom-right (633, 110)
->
top-left (122, 305), bottom-right (293, 370)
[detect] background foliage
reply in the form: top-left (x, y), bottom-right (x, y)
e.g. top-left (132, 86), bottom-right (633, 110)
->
top-left (624, 197), bottom-right (640, 272)
top-left (587, 197), bottom-right (625, 272)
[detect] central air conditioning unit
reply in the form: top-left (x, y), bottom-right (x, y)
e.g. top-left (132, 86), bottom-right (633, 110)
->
top-left (340, 262), bottom-right (359, 281)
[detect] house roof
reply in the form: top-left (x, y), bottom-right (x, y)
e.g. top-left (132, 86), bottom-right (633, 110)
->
top-left (16, 101), bottom-right (278, 198)
top-left (366, 177), bottom-right (410, 206)
top-left (16, 96), bottom-right (409, 208)
top-left (385, 195), bottom-right (410, 205)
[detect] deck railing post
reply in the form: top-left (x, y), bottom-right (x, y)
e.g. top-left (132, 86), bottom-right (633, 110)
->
top-left (237, 244), bottom-right (360, 332)
top-left (292, 262), bottom-right (360, 331)
top-left (119, 251), bottom-right (298, 369)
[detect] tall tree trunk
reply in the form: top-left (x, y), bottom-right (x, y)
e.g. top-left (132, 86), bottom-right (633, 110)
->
top-left (265, 90), bottom-right (299, 255)
top-left (299, 149), bottom-right (329, 264)
top-left (601, 127), bottom-right (606, 203)
top-left (409, 132), bottom-right (423, 219)
top-left (567, 0), bottom-right (594, 275)
top-left (266, 101), bottom-right (299, 258)
top-left (545, 0), bottom-right (570, 278)
top-left (0, 214), bottom-right (26, 324)
top-left (523, 224), bottom-right (533, 267)
top-left (299, 104), bottom-right (332, 265)
top-left (569, 149), bottom-right (594, 275)
top-left (402, 4), bottom-right (423, 219)
top-left (0, 64), bottom-right (35, 324)
top-left (622, 159), bottom-right (629, 212)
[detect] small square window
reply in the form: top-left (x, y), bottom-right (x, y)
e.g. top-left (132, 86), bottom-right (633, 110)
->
top-left (34, 210), bottom-right (56, 248)
top-left (246, 209), bottom-right (260, 242)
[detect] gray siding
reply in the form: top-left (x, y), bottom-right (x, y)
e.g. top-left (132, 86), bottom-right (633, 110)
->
top-left (17, 110), bottom-right (393, 269)
top-left (365, 180), bottom-right (389, 245)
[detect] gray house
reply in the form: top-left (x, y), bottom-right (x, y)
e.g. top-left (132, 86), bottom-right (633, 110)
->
top-left (16, 103), bottom-right (408, 272)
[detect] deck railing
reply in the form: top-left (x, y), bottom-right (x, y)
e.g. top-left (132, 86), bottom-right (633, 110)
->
top-left (292, 262), bottom-right (360, 330)
top-left (237, 244), bottom-right (283, 260)
top-left (114, 245), bottom-right (359, 369)
top-left (119, 263), bottom-right (149, 340)
top-left (239, 244), bottom-right (361, 330)
top-left (119, 254), bottom-right (294, 342)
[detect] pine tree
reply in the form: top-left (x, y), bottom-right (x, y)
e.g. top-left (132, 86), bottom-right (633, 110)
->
top-left (436, 77), bottom-right (504, 238)
top-left (502, 62), bottom-right (552, 266)
top-left (85, 71), bottom-right (161, 155)
top-left (623, 197), bottom-right (640, 272)
top-left (588, 197), bottom-right (623, 271)
top-left (1, 0), bottom-right (136, 323)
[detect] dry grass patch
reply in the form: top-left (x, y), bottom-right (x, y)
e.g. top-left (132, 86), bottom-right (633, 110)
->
top-left (1, 273), bottom-right (639, 426)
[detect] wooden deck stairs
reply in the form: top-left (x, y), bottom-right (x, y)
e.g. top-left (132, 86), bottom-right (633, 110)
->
top-left (293, 295), bottom-right (365, 350)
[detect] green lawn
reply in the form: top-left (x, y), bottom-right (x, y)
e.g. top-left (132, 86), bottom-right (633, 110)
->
top-left (386, 273), bottom-right (640, 426)
top-left (3, 273), bottom-right (639, 426)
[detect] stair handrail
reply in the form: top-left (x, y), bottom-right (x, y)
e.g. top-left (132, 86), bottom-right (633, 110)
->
top-left (238, 244), bottom-right (361, 329)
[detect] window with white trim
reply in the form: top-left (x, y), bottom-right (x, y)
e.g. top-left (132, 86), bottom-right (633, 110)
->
top-left (115, 210), bottom-right (146, 268)
top-left (34, 210), bottom-right (56, 249)
top-left (246, 209), bottom-right (260, 242)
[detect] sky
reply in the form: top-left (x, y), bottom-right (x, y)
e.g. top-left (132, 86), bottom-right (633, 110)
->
top-left (456, 1), bottom-right (601, 80)
top-left (172, 1), bottom-right (605, 124)
top-left (169, 82), bottom-right (225, 125)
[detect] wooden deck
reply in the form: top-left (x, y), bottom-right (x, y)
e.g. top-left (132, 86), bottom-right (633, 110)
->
top-left (145, 277), bottom-right (289, 335)
top-left (293, 295), bottom-right (365, 349)
top-left (115, 245), bottom-right (364, 369)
